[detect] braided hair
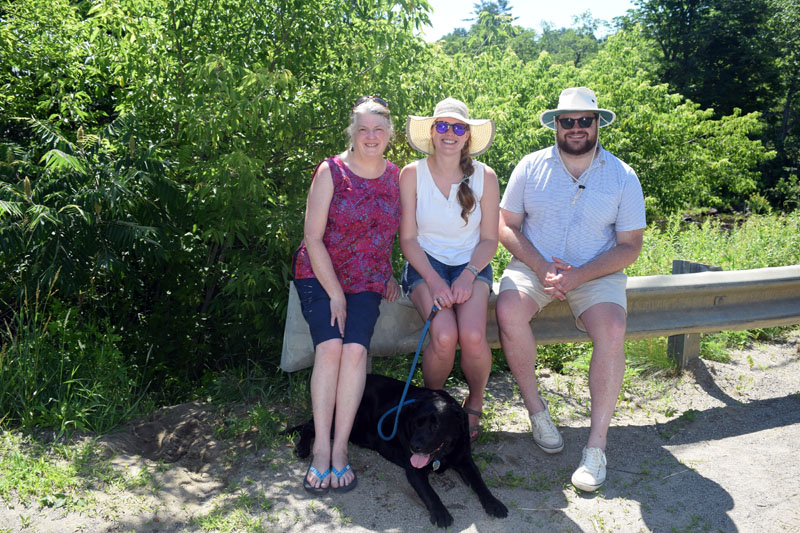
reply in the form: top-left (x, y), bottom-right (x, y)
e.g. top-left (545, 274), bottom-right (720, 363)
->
top-left (456, 141), bottom-right (476, 224)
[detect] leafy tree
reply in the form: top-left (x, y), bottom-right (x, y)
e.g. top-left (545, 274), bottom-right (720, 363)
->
top-left (761, 0), bottom-right (800, 210)
top-left (0, 0), bottom-right (122, 139)
top-left (471, 0), bottom-right (514, 18)
top-left (418, 28), bottom-right (772, 215)
top-left (1, 0), bottom-right (435, 383)
top-left (538, 12), bottom-right (602, 67)
top-left (631, 0), bottom-right (778, 116)
top-left (0, 0), bottom-right (786, 408)
top-left (438, 5), bottom-right (602, 67)
top-left (587, 29), bottom-right (772, 214)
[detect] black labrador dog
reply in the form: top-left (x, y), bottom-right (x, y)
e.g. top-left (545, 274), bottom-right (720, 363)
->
top-left (289, 373), bottom-right (508, 528)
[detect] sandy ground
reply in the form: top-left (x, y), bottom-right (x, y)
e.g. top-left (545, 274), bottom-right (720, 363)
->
top-left (1, 332), bottom-right (799, 532)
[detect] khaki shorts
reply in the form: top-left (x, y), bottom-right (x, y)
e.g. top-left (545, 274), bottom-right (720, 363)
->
top-left (498, 257), bottom-right (627, 331)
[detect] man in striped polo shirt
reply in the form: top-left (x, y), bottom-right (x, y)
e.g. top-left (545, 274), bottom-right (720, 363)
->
top-left (496, 87), bottom-right (646, 492)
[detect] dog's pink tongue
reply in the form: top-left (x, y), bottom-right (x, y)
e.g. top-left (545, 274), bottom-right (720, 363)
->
top-left (410, 453), bottom-right (431, 469)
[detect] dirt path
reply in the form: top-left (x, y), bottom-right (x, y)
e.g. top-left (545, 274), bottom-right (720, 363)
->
top-left (2, 332), bottom-right (799, 532)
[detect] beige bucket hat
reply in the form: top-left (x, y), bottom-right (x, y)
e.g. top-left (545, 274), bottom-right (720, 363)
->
top-left (406, 98), bottom-right (496, 156)
top-left (539, 87), bottom-right (616, 130)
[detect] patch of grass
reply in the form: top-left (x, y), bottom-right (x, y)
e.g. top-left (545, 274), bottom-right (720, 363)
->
top-left (734, 374), bottom-right (754, 395)
top-left (0, 280), bottom-right (153, 436)
top-left (371, 351), bottom-right (427, 386)
top-left (699, 337), bottom-right (732, 362)
top-left (215, 405), bottom-right (289, 451)
top-left (190, 493), bottom-right (269, 533)
top-left (701, 327), bottom-right (797, 363)
top-left (626, 338), bottom-right (678, 378)
top-left (489, 469), bottom-right (527, 488)
top-left (670, 513), bottom-right (712, 533)
top-left (473, 451), bottom-right (501, 467)
top-left (0, 431), bottom-right (94, 511)
top-left (561, 337), bottom-right (677, 397)
top-left (202, 361), bottom-right (312, 451)
top-left (203, 360), bottom-right (310, 408)
top-left (527, 472), bottom-right (554, 491)
top-left (0, 429), bottom-right (181, 514)
top-left (631, 213), bottom-right (800, 277)
top-left (657, 409), bottom-right (701, 440)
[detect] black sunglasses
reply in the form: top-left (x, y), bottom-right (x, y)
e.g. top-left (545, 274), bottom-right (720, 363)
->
top-left (353, 95), bottom-right (389, 110)
top-left (557, 116), bottom-right (597, 129)
top-left (434, 121), bottom-right (469, 136)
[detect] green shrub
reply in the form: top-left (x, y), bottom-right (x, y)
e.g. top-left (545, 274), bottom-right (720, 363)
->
top-left (0, 283), bottom-right (152, 435)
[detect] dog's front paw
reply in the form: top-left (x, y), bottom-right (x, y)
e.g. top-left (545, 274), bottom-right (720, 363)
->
top-left (482, 496), bottom-right (508, 518)
top-left (429, 506), bottom-right (453, 528)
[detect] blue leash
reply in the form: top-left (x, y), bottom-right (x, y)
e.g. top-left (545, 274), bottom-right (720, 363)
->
top-left (378, 304), bottom-right (439, 441)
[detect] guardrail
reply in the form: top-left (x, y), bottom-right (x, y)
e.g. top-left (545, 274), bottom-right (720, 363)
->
top-left (280, 265), bottom-right (800, 372)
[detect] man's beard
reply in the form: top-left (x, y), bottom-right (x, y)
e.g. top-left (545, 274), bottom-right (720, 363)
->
top-left (557, 130), bottom-right (597, 156)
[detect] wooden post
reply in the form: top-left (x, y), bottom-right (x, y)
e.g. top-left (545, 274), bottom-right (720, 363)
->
top-left (667, 260), bottom-right (723, 370)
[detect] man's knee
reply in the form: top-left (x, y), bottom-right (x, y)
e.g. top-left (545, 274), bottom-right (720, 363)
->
top-left (496, 290), bottom-right (537, 329)
top-left (583, 303), bottom-right (627, 343)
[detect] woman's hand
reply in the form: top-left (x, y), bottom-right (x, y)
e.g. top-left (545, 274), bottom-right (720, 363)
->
top-left (427, 276), bottom-right (454, 309)
top-left (329, 294), bottom-right (347, 336)
top-left (383, 277), bottom-right (401, 302)
top-left (450, 270), bottom-right (474, 305)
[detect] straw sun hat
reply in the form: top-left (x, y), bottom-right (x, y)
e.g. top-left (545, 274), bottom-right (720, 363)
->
top-left (539, 87), bottom-right (616, 130)
top-left (406, 98), bottom-right (496, 157)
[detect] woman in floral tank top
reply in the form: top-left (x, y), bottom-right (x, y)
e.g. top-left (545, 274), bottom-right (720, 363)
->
top-left (292, 97), bottom-right (400, 494)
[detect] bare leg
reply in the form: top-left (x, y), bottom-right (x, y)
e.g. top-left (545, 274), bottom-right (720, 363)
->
top-left (307, 338), bottom-right (344, 489)
top-left (496, 290), bottom-right (546, 414)
top-left (330, 342), bottom-right (367, 488)
top-left (409, 282), bottom-right (458, 390)
top-left (580, 303), bottom-right (627, 450)
top-left (455, 281), bottom-right (492, 432)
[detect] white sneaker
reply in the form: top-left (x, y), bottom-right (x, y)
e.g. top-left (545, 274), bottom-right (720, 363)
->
top-left (529, 396), bottom-right (564, 454)
top-left (572, 447), bottom-right (607, 492)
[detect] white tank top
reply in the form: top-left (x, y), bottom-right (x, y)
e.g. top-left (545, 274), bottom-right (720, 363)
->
top-left (416, 158), bottom-right (485, 265)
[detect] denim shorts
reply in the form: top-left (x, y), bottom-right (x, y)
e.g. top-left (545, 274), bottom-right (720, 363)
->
top-left (401, 252), bottom-right (493, 296)
top-left (294, 278), bottom-right (382, 349)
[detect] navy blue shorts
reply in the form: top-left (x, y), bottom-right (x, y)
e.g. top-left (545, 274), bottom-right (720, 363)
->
top-left (401, 252), bottom-right (493, 296)
top-left (294, 278), bottom-right (382, 350)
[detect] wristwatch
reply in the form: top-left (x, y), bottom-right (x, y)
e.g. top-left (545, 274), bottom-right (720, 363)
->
top-left (465, 265), bottom-right (479, 278)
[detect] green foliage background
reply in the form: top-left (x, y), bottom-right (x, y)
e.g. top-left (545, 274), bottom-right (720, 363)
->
top-left (1, 0), bottom-right (798, 429)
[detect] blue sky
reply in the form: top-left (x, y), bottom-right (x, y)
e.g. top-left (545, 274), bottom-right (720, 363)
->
top-left (421, 0), bottom-right (636, 41)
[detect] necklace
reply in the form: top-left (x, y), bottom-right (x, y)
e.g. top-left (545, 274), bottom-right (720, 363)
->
top-left (559, 143), bottom-right (598, 205)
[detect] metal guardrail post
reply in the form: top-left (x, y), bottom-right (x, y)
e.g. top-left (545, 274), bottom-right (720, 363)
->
top-left (667, 260), bottom-right (723, 369)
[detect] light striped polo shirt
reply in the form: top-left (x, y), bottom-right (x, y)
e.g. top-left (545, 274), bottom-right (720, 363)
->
top-left (500, 145), bottom-right (645, 268)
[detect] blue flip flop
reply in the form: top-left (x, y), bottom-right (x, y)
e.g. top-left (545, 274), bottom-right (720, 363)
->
top-left (332, 463), bottom-right (358, 493)
top-left (303, 464), bottom-right (330, 495)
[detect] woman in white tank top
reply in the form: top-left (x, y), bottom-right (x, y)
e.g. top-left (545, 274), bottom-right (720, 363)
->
top-left (399, 98), bottom-right (500, 441)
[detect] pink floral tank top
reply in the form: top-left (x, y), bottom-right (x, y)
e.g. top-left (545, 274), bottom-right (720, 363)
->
top-left (292, 155), bottom-right (401, 294)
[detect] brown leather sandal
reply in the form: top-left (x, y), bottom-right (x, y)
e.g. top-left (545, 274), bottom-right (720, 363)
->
top-left (461, 399), bottom-right (483, 442)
